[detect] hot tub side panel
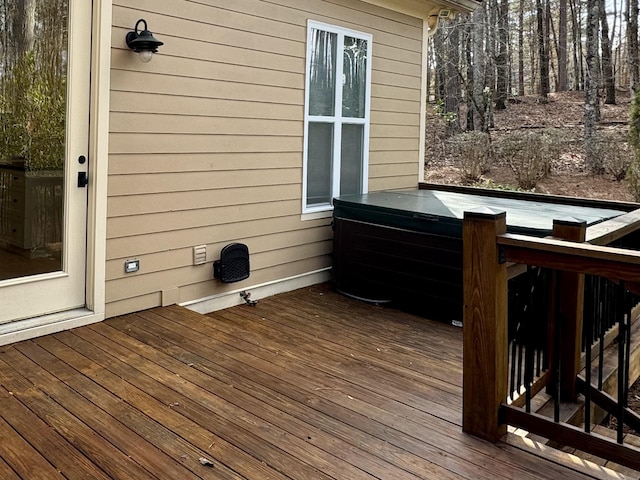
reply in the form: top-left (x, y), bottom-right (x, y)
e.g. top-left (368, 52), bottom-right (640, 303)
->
top-left (332, 217), bottom-right (463, 322)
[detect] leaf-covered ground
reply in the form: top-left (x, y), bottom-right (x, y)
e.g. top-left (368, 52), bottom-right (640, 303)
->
top-left (424, 90), bottom-right (636, 202)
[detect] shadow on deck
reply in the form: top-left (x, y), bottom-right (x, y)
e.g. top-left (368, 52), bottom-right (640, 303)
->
top-left (0, 284), bottom-right (627, 479)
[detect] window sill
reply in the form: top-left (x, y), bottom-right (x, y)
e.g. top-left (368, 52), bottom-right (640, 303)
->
top-left (301, 209), bottom-right (333, 221)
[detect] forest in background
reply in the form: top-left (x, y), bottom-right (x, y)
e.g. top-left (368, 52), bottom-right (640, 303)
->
top-left (426, 0), bottom-right (640, 199)
top-left (429, 0), bottom-right (630, 122)
top-left (0, 0), bottom-right (68, 172)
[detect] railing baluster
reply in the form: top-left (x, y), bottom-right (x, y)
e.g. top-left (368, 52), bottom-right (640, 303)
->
top-left (538, 268), bottom-right (548, 377)
top-left (516, 335), bottom-right (524, 402)
top-left (598, 279), bottom-right (605, 391)
top-left (524, 267), bottom-right (535, 412)
top-left (553, 270), bottom-right (561, 423)
top-left (624, 290), bottom-right (632, 412)
top-left (617, 281), bottom-right (626, 444)
top-left (541, 268), bottom-right (549, 377)
top-left (584, 279), bottom-right (593, 434)
top-left (509, 338), bottom-right (517, 402)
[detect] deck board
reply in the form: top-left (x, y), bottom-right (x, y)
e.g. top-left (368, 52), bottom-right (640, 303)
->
top-left (0, 284), bottom-right (627, 479)
top-left (0, 384), bottom-right (111, 480)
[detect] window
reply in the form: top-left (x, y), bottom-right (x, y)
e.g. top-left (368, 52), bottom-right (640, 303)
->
top-left (303, 21), bottom-right (372, 213)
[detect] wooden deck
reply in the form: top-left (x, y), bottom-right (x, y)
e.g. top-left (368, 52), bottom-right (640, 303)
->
top-left (0, 284), bottom-right (627, 479)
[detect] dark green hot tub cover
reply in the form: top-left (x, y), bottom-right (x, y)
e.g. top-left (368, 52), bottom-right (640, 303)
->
top-left (333, 189), bottom-right (626, 237)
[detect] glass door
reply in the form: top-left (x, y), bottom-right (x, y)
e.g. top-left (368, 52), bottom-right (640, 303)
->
top-left (0, 0), bottom-right (90, 323)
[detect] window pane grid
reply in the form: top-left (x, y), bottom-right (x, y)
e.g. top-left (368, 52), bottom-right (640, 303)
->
top-left (303, 21), bottom-right (371, 212)
top-left (308, 30), bottom-right (337, 117)
top-left (306, 122), bottom-right (334, 207)
top-left (342, 36), bottom-right (368, 119)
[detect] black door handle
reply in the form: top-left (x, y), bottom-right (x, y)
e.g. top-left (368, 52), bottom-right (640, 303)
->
top-left (77, 171), bottom-right (88, 188)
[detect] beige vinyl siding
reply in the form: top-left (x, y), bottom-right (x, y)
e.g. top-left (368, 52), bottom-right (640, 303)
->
top-left (107, 201), bottom-right (303, 238)
top-left (106, 0), bottom-right (424, 317)
top-left (111, 91), bottom-right (302, 119)
top-left (107, 184), bottom-right (301, 217)
top-left (106, 229), bottom-right (333, 286)
top-left (108, 152), bottom-right (302, 174)
top-left (107, 215), bottom-right (332, 260)
top-left (110, 114), bottom-right (303, 136)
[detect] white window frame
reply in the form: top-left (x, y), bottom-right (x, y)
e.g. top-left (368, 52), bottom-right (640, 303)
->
top-left (302, 20), bottom-right (372, 214)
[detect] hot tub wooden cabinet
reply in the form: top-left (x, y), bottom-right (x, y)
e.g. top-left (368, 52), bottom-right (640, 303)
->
top-left (332, 188), bottom-right (628, 323)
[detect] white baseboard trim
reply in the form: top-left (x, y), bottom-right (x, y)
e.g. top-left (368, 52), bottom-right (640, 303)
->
top-left (0, 309), bottom-right (104, 346)
top-left (183, 268), bottom-right (331, 315)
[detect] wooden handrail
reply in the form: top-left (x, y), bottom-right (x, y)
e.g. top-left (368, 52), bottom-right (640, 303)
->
top-left (463, 206), bottom-right (640, 469)
top-left (586, 208), bottom-right (640, 245)
top-left (498, 233), bottom-right (640, 282)
top-left (463, 208), bottom-right (640, 441)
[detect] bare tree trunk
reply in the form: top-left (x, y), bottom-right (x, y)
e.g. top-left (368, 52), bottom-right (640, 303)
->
top-left (537, 0), bottom-right (550, 99)
top-left (600, 0), bottom-right (616, 103)
top-left (434, 29), bottom-right (445, 102)
top-left (465, 18), bottom-right (475, 130)
top-left (444, 18), bottom-right (462, 135)
top-left (486, 0), bottom-right (496, 126)
top-left (530, 8), bottom-right (538, 92)
top-left (2, 0), bottom-right (9, 73)
top-left (629, 0), bottom-right (640, 92)
top-left (585, 0), bottom-right (601, 170)
top-left (548, 0), bottom-right (558, 90)
top-left (570, 0), bottom-right (584, 90)
top-left (518, 0), bottom-right (525, 96)
top-left (558, 0), bottom-right (568, 90)
top-left (611, 0), bottom-right (619, 86)
top-left (13, 0), bottom-right (36, 59)
top-left (473, 5), bottom-right (488, 131)
top-left (495, 0), bottom-right (509, 109)
top-left (426, 42), bottom-right (432, 102)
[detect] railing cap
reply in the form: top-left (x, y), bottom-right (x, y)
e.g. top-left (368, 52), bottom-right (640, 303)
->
top-left (463, 207), bottom-right (507, 221)
top-left (553, 216), bottom-right (587, 227)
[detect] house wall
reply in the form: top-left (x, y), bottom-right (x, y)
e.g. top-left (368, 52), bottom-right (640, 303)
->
top-left (106, 0), bottom-right (425, 317)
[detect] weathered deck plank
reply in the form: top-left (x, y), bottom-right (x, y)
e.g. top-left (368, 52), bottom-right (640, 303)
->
top-left (0, 384), bottom-right (111, 480)
top-left (0, 352), bottom-right (157, 480)
top-left (0, 414), bottom-right (59, 480)
top-left (0, 284), bottom-right (629, 479)
top-left (110, 308), bottom-right (462, 479)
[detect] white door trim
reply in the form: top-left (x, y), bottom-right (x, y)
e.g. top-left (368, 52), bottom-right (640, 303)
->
top-left (0, 0), bottom-right (112, 346)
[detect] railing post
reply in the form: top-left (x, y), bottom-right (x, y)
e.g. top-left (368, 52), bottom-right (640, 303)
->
top-left (463, 208), bottom-right (508, 442)
top-left (552, 217), bottom-right (587, 401)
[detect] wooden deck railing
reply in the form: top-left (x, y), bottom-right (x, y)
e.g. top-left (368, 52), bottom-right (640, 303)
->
top-left (462, 207), bottom-right (640, 470)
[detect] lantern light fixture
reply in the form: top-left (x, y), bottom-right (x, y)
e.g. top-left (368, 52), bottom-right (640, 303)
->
top-left (126, 19), bottom-right (163, 63)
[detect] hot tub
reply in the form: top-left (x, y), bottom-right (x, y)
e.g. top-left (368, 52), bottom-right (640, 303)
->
top-left (332, 188), bottom-right (627, 323)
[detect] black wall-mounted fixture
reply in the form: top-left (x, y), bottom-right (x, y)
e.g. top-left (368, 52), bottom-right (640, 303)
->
top-left (126, 19), bottom-right (164, 63)
top-left (213, 243), bottom-right (250, 283)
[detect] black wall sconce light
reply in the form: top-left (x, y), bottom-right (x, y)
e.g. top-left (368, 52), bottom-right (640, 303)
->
top-left (126, 19), bottom-right (164, 63)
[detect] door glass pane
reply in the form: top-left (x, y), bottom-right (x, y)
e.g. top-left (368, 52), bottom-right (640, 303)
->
top-left (306, 122), bottom-right (334, 206)
top-left (340, 124), bottom-right (364, 196)
top-left (309, 29), bottom-right (337, 116)
top-left (0, 0), bottom-right (68, 281)
top-left (342, 36), bottom-right (367, 118)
